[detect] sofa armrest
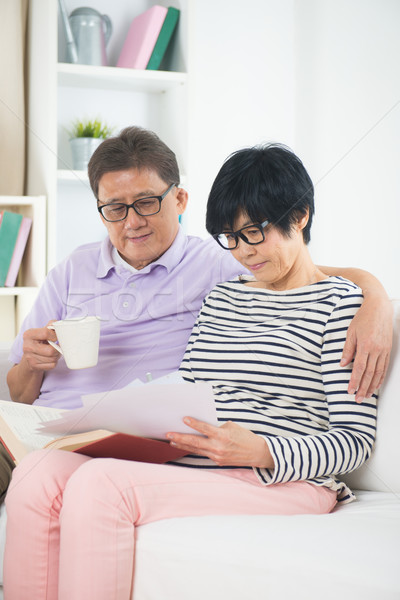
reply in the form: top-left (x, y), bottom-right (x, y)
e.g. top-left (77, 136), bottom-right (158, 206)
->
top-left (342, 299), bottom-right (400, 493)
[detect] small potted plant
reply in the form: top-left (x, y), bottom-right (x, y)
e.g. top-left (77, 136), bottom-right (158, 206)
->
top-left (68, 118), bottom-right (114, 171)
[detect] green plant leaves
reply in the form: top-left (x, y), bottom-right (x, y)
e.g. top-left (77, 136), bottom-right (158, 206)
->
top-left (68, 118), bottom-right (114, 139)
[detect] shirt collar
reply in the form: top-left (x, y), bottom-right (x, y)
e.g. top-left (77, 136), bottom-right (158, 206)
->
top-left (111, 246), bottom-right (139, 274)
top-left (96, 227), bottom-right (187, 278)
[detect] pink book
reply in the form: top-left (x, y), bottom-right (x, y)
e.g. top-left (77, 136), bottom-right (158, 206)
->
top-left (117, 5), bottom-right (168, 69)
top-left (5, 216), bottom-right (32, 287)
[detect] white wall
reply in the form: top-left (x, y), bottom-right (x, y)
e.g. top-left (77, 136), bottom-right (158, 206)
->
top-left (185, 0), bottom-right (296, 238)
top-left (295, 0), bottom-right (400, 298)
top-left (184, 0), bottom-right (400, 298)
top-left (55, 0), bottom-right (400, 296)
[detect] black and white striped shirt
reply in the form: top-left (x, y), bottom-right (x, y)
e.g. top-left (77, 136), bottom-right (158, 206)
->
top-left (178, 276), bottom-right (377, 503)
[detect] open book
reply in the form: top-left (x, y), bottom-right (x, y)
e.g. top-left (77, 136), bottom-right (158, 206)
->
top-left (0, 380), bottom-right (217, 465)
top-left (0, 400), bottom-right (67, 464)
top-left (0, 403), bottom-right (189, 466)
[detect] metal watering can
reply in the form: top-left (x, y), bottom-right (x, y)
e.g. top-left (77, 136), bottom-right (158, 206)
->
top-left (59, 1), bottom-right (112, 66)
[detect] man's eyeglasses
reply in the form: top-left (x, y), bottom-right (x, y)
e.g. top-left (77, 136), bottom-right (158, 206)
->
top-left (214, 220), bottom-right (270, 250)
top-left (97, 183), bottom-right (177, 222)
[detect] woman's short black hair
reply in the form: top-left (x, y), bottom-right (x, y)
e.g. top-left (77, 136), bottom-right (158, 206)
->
top-left (206, 143), bottom-right (314, 244)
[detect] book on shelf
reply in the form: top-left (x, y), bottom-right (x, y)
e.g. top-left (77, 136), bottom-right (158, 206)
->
top-left (0, 379), bottom-right (217, 466)
top-left (4, 215), bottom-right (32, 287)
top-left (146, 7), bottom-right (180, 71)
top-left (117, 5), bottom-right (168, 70)
top-left (0, 211), bottom-right (23, 286)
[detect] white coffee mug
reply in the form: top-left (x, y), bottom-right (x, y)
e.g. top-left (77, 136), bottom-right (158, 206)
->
top-left (47, 316), bottom-right (100, 370)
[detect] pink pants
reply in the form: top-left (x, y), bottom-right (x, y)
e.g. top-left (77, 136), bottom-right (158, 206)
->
top-left (4, 449), bottom-right (336, 600)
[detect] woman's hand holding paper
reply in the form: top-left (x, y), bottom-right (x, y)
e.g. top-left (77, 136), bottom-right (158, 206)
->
top-left (167, 418), bottom-right (274, 469)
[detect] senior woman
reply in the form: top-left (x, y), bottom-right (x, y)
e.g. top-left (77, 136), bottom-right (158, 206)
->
top-left (4, 144), bottom-right (377, 599)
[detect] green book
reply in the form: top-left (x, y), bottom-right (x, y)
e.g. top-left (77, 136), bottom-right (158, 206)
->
top-left (146, 7), bottom-right (180, 71)
top-left (0, 211), bottom-right (23, 286)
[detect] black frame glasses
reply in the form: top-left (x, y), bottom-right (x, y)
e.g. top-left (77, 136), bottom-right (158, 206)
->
top-left (97, 183), bottom-right (177, 222)
top-left (214, 220), bottom-right (270, 250)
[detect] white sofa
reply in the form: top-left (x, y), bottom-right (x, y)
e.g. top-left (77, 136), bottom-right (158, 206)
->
top-left (0, 302), bottom-right (399, 599)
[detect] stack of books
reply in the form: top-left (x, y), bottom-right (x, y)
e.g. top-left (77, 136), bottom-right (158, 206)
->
top-left (117, 5), bottom-right (180, 71)
top-left (0, 210), bottom-right (32, 287)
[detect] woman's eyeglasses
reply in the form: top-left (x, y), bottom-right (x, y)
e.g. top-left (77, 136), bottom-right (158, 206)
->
top-left (214, 220), bottom-right (270, 250)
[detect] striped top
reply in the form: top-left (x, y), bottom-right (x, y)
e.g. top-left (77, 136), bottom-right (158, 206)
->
top-left (177, 276), bottom-right (377, 503)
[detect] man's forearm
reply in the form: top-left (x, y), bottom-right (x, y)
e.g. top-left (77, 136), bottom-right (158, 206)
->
top-left (7, 361), bottom-right (44, 405)
top-left (318, 266), bottom-right (389, 300)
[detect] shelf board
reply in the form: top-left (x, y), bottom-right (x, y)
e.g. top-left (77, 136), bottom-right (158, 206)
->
top-left (57, 63), bottom-right (187, 93)
top-left (0, 287), bottom-right (39, 297)
top-left (57, 169), bottom-right (89, 183)
top-left (0, 195), bottom-right (45, 207)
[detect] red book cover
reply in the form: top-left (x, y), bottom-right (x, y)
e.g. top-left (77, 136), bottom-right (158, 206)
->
top-left (75, 432), bottom-right (188, 464)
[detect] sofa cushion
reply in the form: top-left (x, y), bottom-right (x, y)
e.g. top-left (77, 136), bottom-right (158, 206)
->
top-left (131, 491), bottom-right (400, 600)
top-left (0, 491), bottom-right (399, 599)
top-left (342, 300), bottom-right (400, 493)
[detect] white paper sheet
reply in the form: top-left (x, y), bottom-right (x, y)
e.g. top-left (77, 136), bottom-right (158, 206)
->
top-left (38, 382), bottom-right (218, 439)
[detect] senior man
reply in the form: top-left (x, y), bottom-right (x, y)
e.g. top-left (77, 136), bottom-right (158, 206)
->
top-left (7, 127), bottom-right (392, 409)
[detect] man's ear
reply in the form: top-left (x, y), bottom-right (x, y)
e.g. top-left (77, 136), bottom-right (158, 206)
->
top-left (175, 186), bottom-right (188, 215)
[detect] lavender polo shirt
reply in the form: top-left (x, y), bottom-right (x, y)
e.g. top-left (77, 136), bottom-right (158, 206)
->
top-left (9, 228), bottom-right (243, 409)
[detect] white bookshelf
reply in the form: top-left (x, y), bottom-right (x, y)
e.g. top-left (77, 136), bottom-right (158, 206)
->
top-left (6, 0), bottom-right (190, 342)
top-left (0, 196), bottom-right (46, 342)
top-left (26, 0), bottom-right (190, 269)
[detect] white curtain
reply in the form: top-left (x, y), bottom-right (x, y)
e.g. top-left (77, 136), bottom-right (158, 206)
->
top-left (0, 0), bottom-right (28, 195)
